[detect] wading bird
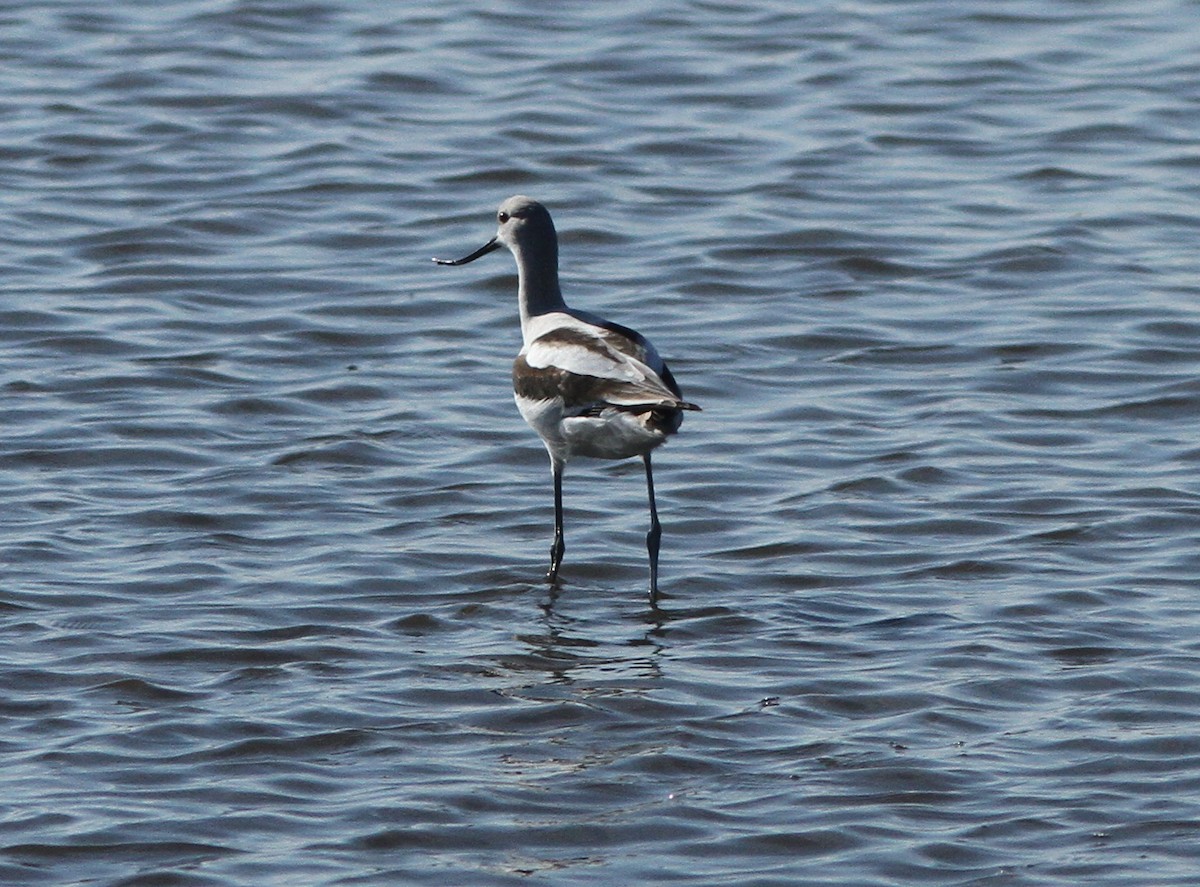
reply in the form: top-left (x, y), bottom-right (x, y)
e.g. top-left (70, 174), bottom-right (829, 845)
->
top-left (434, 196), bottom-right (699, 605)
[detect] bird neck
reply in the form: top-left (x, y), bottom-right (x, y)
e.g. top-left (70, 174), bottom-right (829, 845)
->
top-left (515, 240), bottom-right (567, 333)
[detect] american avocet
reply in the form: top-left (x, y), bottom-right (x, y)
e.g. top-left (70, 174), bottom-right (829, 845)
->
top-left (434, 196), bottom-right (699, 604)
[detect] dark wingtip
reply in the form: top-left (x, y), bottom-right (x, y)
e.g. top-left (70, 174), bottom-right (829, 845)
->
top-left (614, 400), bottom-right (701, 415)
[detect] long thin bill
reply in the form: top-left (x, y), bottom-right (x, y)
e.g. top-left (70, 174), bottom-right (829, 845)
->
top-left (432, 236), bottom-right (501, 266)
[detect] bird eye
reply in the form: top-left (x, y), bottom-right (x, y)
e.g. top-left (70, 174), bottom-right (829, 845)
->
top-left (498, 212), bottom-right (509, 223)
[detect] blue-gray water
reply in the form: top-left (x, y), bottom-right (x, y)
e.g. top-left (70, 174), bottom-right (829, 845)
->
top-left (4, 1), bottom-right (1200, 884)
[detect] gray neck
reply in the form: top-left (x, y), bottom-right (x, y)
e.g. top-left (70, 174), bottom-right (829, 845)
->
top-left (515, 237), bottom-right (566, 331)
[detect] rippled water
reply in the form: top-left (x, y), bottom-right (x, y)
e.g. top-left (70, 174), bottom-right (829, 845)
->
top-left (4, 1), bottom-right (1200, 884)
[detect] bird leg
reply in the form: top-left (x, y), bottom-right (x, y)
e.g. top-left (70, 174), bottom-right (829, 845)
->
top-left (644, 453), bottom-right (662, 605)
top-left (548, 459), bottom-right (565, 584)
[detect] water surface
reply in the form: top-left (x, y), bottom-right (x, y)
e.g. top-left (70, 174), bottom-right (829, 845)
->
top-left (3, 1), bottom-right (1200, 884)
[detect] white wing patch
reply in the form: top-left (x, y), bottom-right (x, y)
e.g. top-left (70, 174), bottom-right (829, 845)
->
top-left (524, 332), bottom-right (646, 383)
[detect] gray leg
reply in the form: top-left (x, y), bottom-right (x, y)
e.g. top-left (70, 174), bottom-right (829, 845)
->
top-left (548, 458), bottom-right (565, 584)
top-left (644, 453), bottom-right (661, 604)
